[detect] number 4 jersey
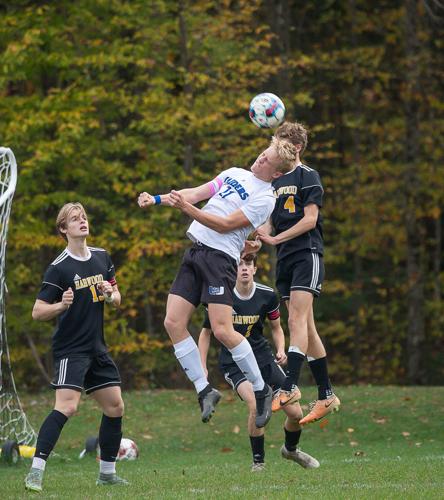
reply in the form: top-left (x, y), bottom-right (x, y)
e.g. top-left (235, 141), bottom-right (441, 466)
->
top-left (37, 247), bottom-right (116, 358)
top-left (271, 164), bottom-right (324, 261)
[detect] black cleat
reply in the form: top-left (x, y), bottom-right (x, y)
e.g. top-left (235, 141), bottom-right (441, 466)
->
top-left (198, 386), bottom-right (222, 423)
top-left (254, 384), bottom-right (272, 428)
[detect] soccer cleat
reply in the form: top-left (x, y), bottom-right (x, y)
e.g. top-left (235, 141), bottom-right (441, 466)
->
top-left (271, 390), bottom-right (283, 412)
top-left (198, 387), bottom-right (222, 423)
top-left (251, 462), bottom-right (265, 472)
top-left (276, 386), bottom-right (302, 410)
top-left (24, 468), bottom-right (44, 492)
top-left (96, 472), bottom-right (129, 486)
top-left (254, 384), bottom-right (273, 428)
top-left (299, 394), bottom-right (341, 426)
top-left (280, 445), bottom-right (320, 469)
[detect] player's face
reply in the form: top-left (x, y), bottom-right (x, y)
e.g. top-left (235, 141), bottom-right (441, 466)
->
top-left (237, 258), bottom-right (256, 285)
top-left (65, 209), bottom-right (89, 239)
top-left (250, 145), bottom-right (283, 180)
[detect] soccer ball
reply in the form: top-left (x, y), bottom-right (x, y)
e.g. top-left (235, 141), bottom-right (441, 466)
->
top-left (249, 93), bottom-right (285, 129)
top-left (117, 438), bottom-right (139, 461)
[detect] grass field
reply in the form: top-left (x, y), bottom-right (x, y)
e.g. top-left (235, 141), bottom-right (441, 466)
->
top-left (1, 386), bottom-right (443, 499)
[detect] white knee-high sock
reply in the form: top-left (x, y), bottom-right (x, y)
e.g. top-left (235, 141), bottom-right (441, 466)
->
top-left (174, 336), bottom-right (209, 393)
top-left (229, 339), bottom-right (264, 392)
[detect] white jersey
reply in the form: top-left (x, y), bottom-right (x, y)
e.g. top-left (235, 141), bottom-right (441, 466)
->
top-left (187, 167), bottom-right (276, 263)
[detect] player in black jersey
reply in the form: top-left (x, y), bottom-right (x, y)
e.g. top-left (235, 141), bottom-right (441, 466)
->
top-left (198, 254), bottom-right (319, 471)
top-left (257, 122), bottom-right (340, 425)
top-left (25, 203), bottom-right (127, 492)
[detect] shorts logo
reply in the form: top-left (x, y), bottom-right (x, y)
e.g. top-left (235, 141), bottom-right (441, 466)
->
top-left (209, 286), bottom-right (224, 296)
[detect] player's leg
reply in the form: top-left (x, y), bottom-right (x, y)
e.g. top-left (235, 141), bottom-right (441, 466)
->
top-left (165, 293), bottom-right (219, 422)
top-left (209, 302), bottom-right (272, 428)
top-left (236, 380), bottom-right (265, 471)
top-left (299, 308), bottom-right (340, 425)
top-left (90, 385), bottom-right (128, 486)
top-left (25, 388), bottom-right (81, 492)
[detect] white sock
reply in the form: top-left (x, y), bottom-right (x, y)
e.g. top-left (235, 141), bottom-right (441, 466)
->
top-left (174, 336), bottom-right (209, 393)
top-left (100, 460), bottom-right (116, 474)
top-left (229, 339), bottom-right (264, 392)
top-left (289, 345), bottom-right (306, 355)
top-left (31, 457), bottom-right (46, 471)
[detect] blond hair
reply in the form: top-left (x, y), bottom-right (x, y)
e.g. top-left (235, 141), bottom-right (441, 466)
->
top-left (56, 202), bottom-right (87, 241)
top-left (274, 121), bottom-right (308, 156)
top-left (270, 136), bottom-right (300, 173)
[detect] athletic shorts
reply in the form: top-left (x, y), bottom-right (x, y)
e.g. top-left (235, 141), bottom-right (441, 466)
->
top-left (276, 250), bottom-right (324, 300)
top-left (170, 242), bottom-right (237, 307)
top-left (51, 352), bottom-right (121, 394)
top-left (222, 359), bottom-right (286, 395)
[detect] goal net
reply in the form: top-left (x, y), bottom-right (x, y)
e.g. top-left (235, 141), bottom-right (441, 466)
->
top-left (0, 147), bottom-right (36, 446)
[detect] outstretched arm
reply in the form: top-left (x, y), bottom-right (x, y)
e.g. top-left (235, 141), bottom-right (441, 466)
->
top-left (258, 204), bottom-right (318, 246)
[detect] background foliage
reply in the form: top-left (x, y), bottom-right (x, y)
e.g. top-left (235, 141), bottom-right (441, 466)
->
top-left (0, 0), bottom-right (443, 389)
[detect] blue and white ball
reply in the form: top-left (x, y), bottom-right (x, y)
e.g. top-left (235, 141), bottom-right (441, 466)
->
top-left (249, 93), bottom-right (285, 129)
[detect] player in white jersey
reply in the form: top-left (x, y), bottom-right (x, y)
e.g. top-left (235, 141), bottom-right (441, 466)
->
top-left (138, 137), bottom-right (296, 428)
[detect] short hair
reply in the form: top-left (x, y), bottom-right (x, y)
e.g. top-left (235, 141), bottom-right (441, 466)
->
top-left (274, 121), bottom-right (308, 156)
top-left (56, 202), bottom-right (87, 241)
top-left (242, 253), bottom-right (258, 266)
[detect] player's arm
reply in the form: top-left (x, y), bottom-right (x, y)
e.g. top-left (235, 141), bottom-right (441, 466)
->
top-left (169, 190), bottom-right (251, 233)
top-left (258, 203), bottom-right (319, 246)
top-left (32, 288), bottom-right (74, 321)
top-left (255, 217), bottom-right (274, 237)
top-left (97, 281), bottom-right (121, 308)
top-left (270, 318), bottom-right (287, 366)
top-left (198, 327), bottom-right (213, 377)
top-left (138, 176), bottom-right (223, 209)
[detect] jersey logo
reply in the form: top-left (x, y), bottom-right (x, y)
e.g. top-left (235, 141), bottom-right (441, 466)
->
top-left (275, 185), bottom-right (297, 197)
top-left (74, 274), bottom-right (104, 290)
top-left (209, 286), bottom-right (224, 296)
top-left (74, 274), bottom-right (81, 281)
top-left (219, 176), bottom-right (249, 200)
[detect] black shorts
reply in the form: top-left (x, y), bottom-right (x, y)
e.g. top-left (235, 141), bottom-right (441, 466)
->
top-left (276, 250), bottom-right (324, 300)
top-left (51, 352), bottom-right (121, 395)
top-left (222, 359), bottom-right (286, 395)
top-left (170, 243), bottom-right (237, 307)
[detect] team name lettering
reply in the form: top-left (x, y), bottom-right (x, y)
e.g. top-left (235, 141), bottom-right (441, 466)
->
top-left (233, 314), bottom-right (259, 325)
top-left (74, 274), bottom-right (104, 290)
top-left (275, 186), bottom-right (297, 197)
top-left (224, 176), bottom-right (249, 200)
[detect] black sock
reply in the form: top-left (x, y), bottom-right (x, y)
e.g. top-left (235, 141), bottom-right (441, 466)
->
top-left (308, 357), bottom-right (333, 400)
top-left (284, 428), bottom-right (301, 452)
top-left (283, 352), bottom-right (305, 391)
top-left (34, 409), bottom-right (68, 460)
top-left (99, 415), bottom-right (122, 463)
top-left (250, 435), bottom-right (265, 464)
top-left (198, 384), bottom-right (212, 399)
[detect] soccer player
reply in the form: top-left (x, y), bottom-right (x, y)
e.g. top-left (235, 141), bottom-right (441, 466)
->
top-left (138, 137), bottom-right (296, 428)
top-left (198, 254), bottom-right (319, 471)
top-left (24, 202), bottom-right (127, 492)
top-left (257, 122), bottom-right (340, 425)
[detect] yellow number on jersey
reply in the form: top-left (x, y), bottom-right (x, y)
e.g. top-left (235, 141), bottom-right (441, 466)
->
top-left (284, 195), bottom-right (296, 213)
top-left (89, 285), bottom-right (104, 303)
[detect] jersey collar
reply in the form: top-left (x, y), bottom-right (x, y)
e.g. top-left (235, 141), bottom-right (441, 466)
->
top-left (234, 282), bottom-right (256, 301)
top-left (284, 163), bottom-right (303, 175)
top-left (66, 247), bottom-right (92, 261)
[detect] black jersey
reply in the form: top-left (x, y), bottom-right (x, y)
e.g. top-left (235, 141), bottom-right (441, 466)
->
top-left (271, 164), bottom-right (324, 261)
top-left (203, 282), bottom-right (280, 367)
top-left (37, 247), bottom-right (116, 358)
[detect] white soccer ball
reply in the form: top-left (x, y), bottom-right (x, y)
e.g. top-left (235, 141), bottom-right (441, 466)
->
top-left (117, 438), bottom-right (139, 461)
top-left (249, 93), bottom-right (285, 128)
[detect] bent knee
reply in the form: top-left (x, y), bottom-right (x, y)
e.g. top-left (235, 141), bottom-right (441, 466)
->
top-left (56, 403), bottom-right (78, 418)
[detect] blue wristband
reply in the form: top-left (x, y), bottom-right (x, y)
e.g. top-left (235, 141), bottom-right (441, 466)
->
top-left (154, 195), bottom-right (161, 205)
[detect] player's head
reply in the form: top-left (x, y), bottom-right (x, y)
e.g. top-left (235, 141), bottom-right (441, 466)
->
top-left (237, 253), bottom-right (257, 285)
top-left (56, 202), bottom-right (89, 241)
top-left (274, 121), bottom-right (308, 156)
top-left (251, 135), bottom-right (300, 181)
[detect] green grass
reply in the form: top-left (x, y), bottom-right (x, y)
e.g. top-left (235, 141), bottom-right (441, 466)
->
top-left (1, 386), bottom-right (443, 499)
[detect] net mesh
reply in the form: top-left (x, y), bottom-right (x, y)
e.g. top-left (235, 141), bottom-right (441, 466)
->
top-left (0, 147), bottom-right (36, 445)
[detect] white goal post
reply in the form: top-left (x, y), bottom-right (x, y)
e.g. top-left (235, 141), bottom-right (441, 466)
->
top-left (0, 147), bottom-right (36, 446)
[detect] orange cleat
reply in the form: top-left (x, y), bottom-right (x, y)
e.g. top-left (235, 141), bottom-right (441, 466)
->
top-left (299, 395), bottom-right (341, 426)
top-left (272, 386), bottom-right (301, 412)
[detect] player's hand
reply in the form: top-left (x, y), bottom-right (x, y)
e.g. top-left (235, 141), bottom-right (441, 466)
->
top-left (169, 190), bottom-right (187, 211)
top-left (138, 192), bottom-right (155, 208)
top-left (275, 350), bottom-right (287, 366)
top-left (257, 231), bottom-right (278, 246)
top-left (97, 280), bottom-right (113, 298)
top-left (61, 287), bottom-right (74, 309)
top-left (241, 238), bottom-right (262, 258)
